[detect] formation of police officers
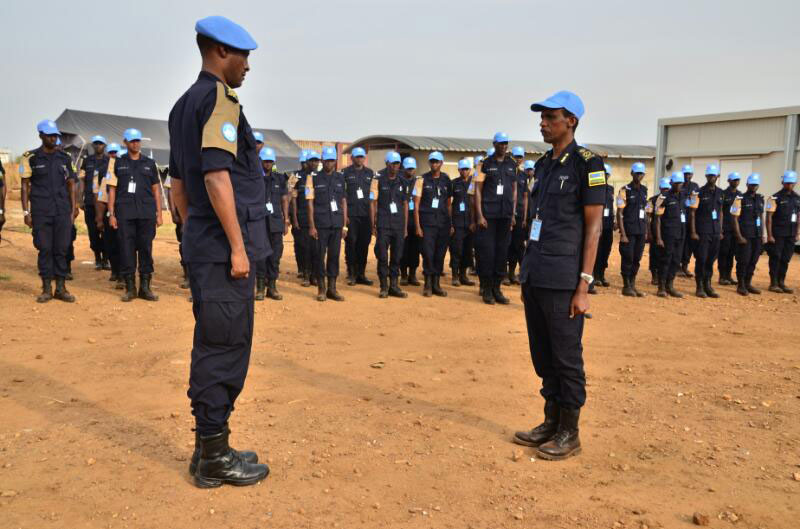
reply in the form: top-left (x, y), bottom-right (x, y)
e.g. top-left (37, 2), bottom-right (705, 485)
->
top-left (17, 120), bottom-right (800, 305)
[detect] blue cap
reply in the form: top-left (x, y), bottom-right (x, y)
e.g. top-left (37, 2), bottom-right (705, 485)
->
top-left (259, 147), bottom-right (276, 162)
top-left (299, 149), bottom-right (309, 162)
top-left (90, 135), bottom-right (107, 144)
top-left (351, 147), bottom-right (366, 158)
top-left (458, 159), bottom-right (472, 170)
top-left (524, 160), bottom-right (535, 170)
top-left (37, 119), bottom-right (60, 135)
top-left (429, 151), bottom-right (444, 162)
top-left (322, 146), bottom-right (337, 161)
top-left (681, 164), bottom-right (694, 174)
top-left (783, 170), bottom-right (798, 184)
top-left (511, 146), bottom-right (524, 157)
top-left (306, 150), bottom-right (320, 160)
top-left (253, 131), bottom-right (264, 143)
top-left (107, 142), bottom-right (121, 153)
top-left (659, 177), bottom-right (671, 189)
top-left (631, 162), bottom-right (645, 174)
top-left (195, 16), bottom-right (258, 51)
top-left (670, 171), bottom-right (685, 184)
top-left (386, 152), bottom-right (401, 164)
top-left (474, 155), bottom-right (484, 165)
top-left (726, 171), bottom-right (740, 181)
top-left (402, 157), bottom-right (416, 169)
top-left (493, 132), bottom-right (509, 144)
top-left (604, 163), bottom-right (612, 174)
top-left (123, 128), bottom-right (142, 141)
top-left (487, 147), bottom-right (496, 157)
top-left (705, 164), bottom-right (720, 176)
top-left (530, 90), bottom-right (585, 119)
top-left (384, 151), bottom-right (398, 163)
top-left (746, 173), bottom-right (760, 185)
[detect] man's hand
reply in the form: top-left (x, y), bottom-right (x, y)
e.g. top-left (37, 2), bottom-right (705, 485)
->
top-left (645, 232), bottom-right (651, 243)
top-left (691, 232), bottom-right (699, 241)
top-left (156, 212), bottom-right (163, 227)
top-left (230, 246), bottom-right (249, 279)
top-left (768, 235), bottom-right (775, 244)
top-left (283, 220), bottom-right (290, 236)
top-left (469, 222), bottom-right (476, 233)
top-left (656, 238), bottom-right (664, 248)
top-left (620, 234), bottom-right (629, 244)
top-left (24, 213), bottom-right (32, 228)
top-left (718, 233), bottom-right (723, 240)
top-left (416, 226), bottom-right (424, 238)
top-left (477, 217), bottom-right (488, 229)
top-left (510, 216), bottom-right (516, 229)
top-left (570, 283), bottom-right (590, 319)
top-left (110, 215), bottom-right (118, 229)
top-left (736, 235), bottom-right (747, 244)
top-left (309, 227), bottom-right (318, 240)
top-left (450, 227), bottom-right (455, 236)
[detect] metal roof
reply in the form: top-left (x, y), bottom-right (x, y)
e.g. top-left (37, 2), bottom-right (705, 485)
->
top-left (345, 134), bottom-right (654, 159)
top-left (658, 105), bottom-right (800, 127)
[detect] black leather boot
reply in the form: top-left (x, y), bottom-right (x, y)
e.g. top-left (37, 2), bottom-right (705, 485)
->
top-left (181, 265), bottom-right (190, 289)
top-left (267, 279), bottom-right (282, 300)
top-left (736, 276), bottom-right (748, 296)
top-left (657, 277), bottom-right (667, 298)
top-left (102, 259), bottom-right (111, 271)
top-left (680, 263), bottom-right (693, 278)
top-left (599, 271), bottom-right (610, 287)
top-left (378, 275), bottom-right (389, 298)
top-left (301, 271), bottom-right (311, 288)
top-left (492, 279), bottom-right (509, 304)
top-left (695, 277), bottom-right (707, 298)
top-left (316, 277), bottom-right (326, 301)
top-left (115, 277), bottom-right (125, 290)
top-left (451, 269), bottom-right (461, 287)
top-left (53, 277), bottom-right (75, 302)
top-left (481, 278), bottom-right (495, 305)
top-left (255, 277), bottom-right (266, 301)
top-left (650, 270), bottom-right (658, 285)
top-left (408, 267), bottom-right (420, 286)
top-left (666, 279), bottom-right (683, 298)
top-left (121, 275), bottom-right (137, 302)
top-left (621, 276), bottom-right (635, 297)
top-left (109, 271), bottom-right (119, 282)
top-left (502, 263), bottom-right (512, 286)
top-left (400, 267), bottom-right (408, 285)
top-left (355, 268), bottom-right (373, 286)
top-left (138, 274), bottom-right (159, 301)
top-left (746, 276), bottom-right (761, 295)
top-left (509, 263), bottom-right (520, 285)
top-left (536, 407), bottom-right (582, 461)
top-left (423, 275), bottom-right (433, 297)
top-left (310, 273), bottom-right (318, 287)
top-left (37, 278), bottom-right (53, 303)
top-left (346, 264), bottom-right (356, 286)
top-left (703, 278), bottom-right (719, 298)
top-left (94, 252), bottom-right (103, 270)
top-left (459, 267), bottom-right (475, 286)
top-left (193, 430), bottom-right (269, 488)
top-left (588, 280), bottom-right (597, 295)
top-left (779, 275), bottom-right (794, 294)
top-left (189, 425), bottom-right (259, 476)
top-left (432, 275), bottom-right (447, 297)
top-left (631, 274), bottom-right (645, 297)
top-left (513, 400), bottom-right (559, 447)
top-left (388, 276), bottom-right (407, 298)
top-left (326, 277), bottom-right (344, 301)
top-left (768, 274), bottom-right (782, 293)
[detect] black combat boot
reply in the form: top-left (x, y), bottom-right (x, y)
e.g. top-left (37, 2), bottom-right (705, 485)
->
top-left (459, 267), bottom-right (475, 286)
top-left (599, 271), bottom-right (610, 287)
top-left (588, 280), bottom-right (597, 295)
top-left (193, 429), bottom-right (269, 488)
top-left (355, 267), bottom-right (373, 286)
top-left (388, 276), bottom-right (407, 298)
top-left (121, 275), bottom-right (137, 302)
top-left (513, 400), bottom-right (559, 447)
top-left (326, 277), bottom-right (344, 301)
top-left (378, 275), bottom-right (389, 298)
top-left (189, 425), bottom-right (259, 476)
top-left (666, 278), bottom-right (683, 298)
top-left (536, 407), bottom-right (582, 461)
top-left (316, 277), bottom-right (326, 302)
top-left (621, 276), bottom-right (635, 297)
top-left (451, 268), bottom-right (461, 287)
top-left (680, 263), bottom-right (693, 278)
top-left (181, 265), bottom-right (190, 289)
top-left (779, 275), bottom-right (794, 294)
top-left (346, 264), bottom-right (356, 286)
top-left (301, 271), bottom-right (311, 288)
top-left (422, 275), bottom-right (433, 297)
top-left (650, 270), bottom-right (658, 285)
top-left (481, 278), bottom-right (495, 305)
top-left (657, 277), bottom-right (667, 298)
top-left (719, 274), bottom-right (732, 285)
top-left (631, 274), bottom-right (645, 297)
top-left (695, 277), bottom-right (707, 298)
top-left (408, 267), bottom-right (420, 286)
top-left (138, 274), bottom-right (159, 301)
top-left (746, 275), bottom-right (761, 295)
top-left (432, 275), bottom-right (447, 297)
top-left (109, 271), bottom-right (118, 282)
top-left (768, 274), bottom-right (782, 293)
top-left (509, 262), bottom-right (520, 285)
top-left (53, 277), bottom-right (75, 303)
top-left (703, 277), bottom-right (719, 298)
top-left (492, 278), bottom-right (510, 305)
top-left (267, 279), bottom-right (282, 300)
top-left (37, 278), bottom-right (53, 303)
top-left (255, 277), bottom-right (266, 301)
top-left (310, 273), bottom-right (318, 287)
top-left (400, 267), bottom-right (408, 285)
top-left (94, 252), bottom-right (103, 270)
top-left (502, 263), bottom-right (513, 286)
top-left (736, 276), bottom-right (748, 296)
top-left (115, 276), bottom-right (125, 290)
top-left (102, 259), bottom-right (111, 271)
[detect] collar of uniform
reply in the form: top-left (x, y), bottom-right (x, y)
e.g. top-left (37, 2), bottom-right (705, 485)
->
top-left (198, 70), bottom-right (225, 84)
top-left (554, 139), bottom-right (579, 167)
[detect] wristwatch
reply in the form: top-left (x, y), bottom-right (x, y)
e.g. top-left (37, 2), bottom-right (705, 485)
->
top-left (23, 210), bottom-right (30, 216)
top-left (580, 272), bottom-right (594, 284)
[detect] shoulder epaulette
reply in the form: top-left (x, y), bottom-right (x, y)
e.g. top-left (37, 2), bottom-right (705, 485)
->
top-left (224, 85), bottom-right (239, 103)
top-left (577, 147), bottom-right (596, 161)
top-left (23, 150), bottom-right (33, 158)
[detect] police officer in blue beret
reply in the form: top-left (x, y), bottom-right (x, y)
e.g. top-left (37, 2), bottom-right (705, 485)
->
top-left (505, 146), bottom-right (528, 286)
top-left (730, 173), bottom-right (764, 295)
top-left (678, 164), bottom-right (701, 278)
top-left (343, 147), bottom-right (375, 286)
top-left (647, 177), bottom-right (671, 284)
top-left (78, 135), bottom-right (111, 270)
top-left (413, 151), bottom-right (453, 297)
top-left (449, 158), bottom-right (476, 287)
top-left (255, 147), bottom-right (289, 301)
top-left (654, 172), bottom-right (688, 298)
top-left (616, 162), bottom-right (648, 297)
top-left (588, 163), bottom-right (615, 294)
top-left (513, 91), bottom-right (605, 460)
top-left (253, 130), bottom-right (264, 152)
top-left (718, 171), bottom-right (742, 285)
top-left (0, 157), bottom-right (6, 237)
top-left (399, 155), bottom-right (422, 286)
top-left (369, 150), bottom-right (408, 298)
top-left (765, 170), bottom-right (800, 293)
top-left (687, 165), bottom-right (724, 298)
top-left (19, 119), bottom-right (78, 302)
top-left (291, 150), bottom-right (318, 287)
top-left (167, 15), bottom-right (269, 488)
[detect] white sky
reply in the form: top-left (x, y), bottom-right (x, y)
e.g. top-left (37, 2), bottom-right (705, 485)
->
top-left (2, 0), bottom-right (799, 155)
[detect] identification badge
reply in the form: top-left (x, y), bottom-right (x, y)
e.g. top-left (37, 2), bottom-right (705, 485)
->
top-left (712, 210), bottom-right (718, 220)
top-left (792, 213), bottom-right (798, 223)
top-left (408, 201), bottom-right (414, 211)
top-left (603, 208), bottom-right (610, 217)
top-left (431, 198), bottom-right (439, 209)
top-left (459, 202), bottom-right (466, 212)
top-left (638, 209), bottom-right (645, 220)
top-left (529, 219), bottom-right (542, 241)
top-left (266, 202), bottom-right (274, 213)
top-left (680, 212), bottom-right (686, 223)
top-left (356, 188), bottom-right (364, 199)
top-left (331, 200), bottom-right (338, 212)
top-left (390, 202), bottom-right (398, 214)
top-left (496, 184), bottom-right (504, 195)
top-left (127, 181), bottom-right (136, 193)
top-left (756, 218), bottom-right (761, 227)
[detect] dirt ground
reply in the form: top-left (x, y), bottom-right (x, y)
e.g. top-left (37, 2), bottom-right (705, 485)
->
top-left (1, 198), bottom-right (799, 529)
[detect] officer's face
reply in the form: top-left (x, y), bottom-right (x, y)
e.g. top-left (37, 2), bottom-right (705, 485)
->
top-left (307, 159), bottom-right (320, 172)
top-left (404, 168), bottom-right (416, 178)
top-left (685, 173), bottom-right (693, 182)
top-left (513, 155), bottom-right (523, 166)
top-left (388, 162), bottom-right (401, 175)
top-left (671, 182), bottom-right (682, 193)
top-left (539, 109), bottom-right (575, 143)
top-left (494, 142), bottom-right (508, 157)
top-left (747, 184), bottom-right (759, 193)
top-left (353, 155), bottom-right (365, 168)
top-left (459, 168), bottom-right (470, 179)
top-left (93, 142), bottom-right (106, 155)
top-left (525, 168), bottom-right (535, 179)
top-left (784, 182), bottom-right (795, 192)
top-left (429, 160), bottom-right (443, 172)
top-left (109, 152), bottom-right (117, 158)
top-left (322, 160), bottom-right (336, 172)
top-left (631, 171), bottom-right (644, 184)
top-left (222, 48), bottom-right (250, 88)
top-left (729, 179), bottom-right (739, 188)
top-left (126, 139), bottom-right (141, 154)
top-left (262, 160), bottom-right (274, 173)
top-left (705, 174), bottom-right (718, 186)
top-left (256, 142), bottom-right (264, 152)
top-left (40, 133), bottom-right (59, 149)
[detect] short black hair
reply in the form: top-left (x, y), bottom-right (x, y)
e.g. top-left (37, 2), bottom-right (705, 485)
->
top-left (562, 109), bottom-right (579, 132)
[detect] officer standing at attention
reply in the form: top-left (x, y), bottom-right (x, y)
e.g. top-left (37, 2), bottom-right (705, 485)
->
top-left (400, 155), bottom-right (421, 286)
top-left (413, 151), bottom-right (453, 297)
top-left (589, 163), bottom-right (615, 293)
top-left (718, 171), bottom-right (741, 285)
top-left (107, 128), bottom-right (163, 302)
top-left (369, 151), bottom-right (408, 298)
top-left (256, 147), bottom-right (289, 301)
top-left (292, 150), bottom-right (319, 287)
top-left (343, 147), bottom-right (375, 286)
top-left (688, 164), bottom-right (723, 298)
top-left (0, 157), bottom-right (6, 238)
top-left (765, 170), bottom-right (800, 293)
top-left (730, 173), bottom-right (764, 296)
top-left (505, 146), bottom-right (528, 286)
top-left (167, 16), bottom-right (269, 488)
top-left (512, 91), bottom-right (604, 460)
top-left (78, 135), bottom-right (110, 270)
top-left (654, 172), bottom-right (687, 298)
top-left (647, 178), bottom-right (671, 285)
top-left (449, 158), bottom-right (476, 287)
top-left (615, 162), bottom-right (648, 297)
top-left (306, 146), bottom-right (347, 302)
top-left (474, 132), bottom-right (517, 305)
top-left (19, 119), bottom-right (78, 302)
top-left (678, 165), bottom-right (700, 278)
top-left (253, 131), bottom-right (264, 153)
top-left (289, 150), bottom-right (308, 279)
top-left (95, 143), bottom-right (124, 287)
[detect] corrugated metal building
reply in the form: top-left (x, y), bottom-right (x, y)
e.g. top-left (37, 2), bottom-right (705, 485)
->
top-left (655, 106), bottom-right (800, 193)
top-left (344, 135), bottom-right (655, 189)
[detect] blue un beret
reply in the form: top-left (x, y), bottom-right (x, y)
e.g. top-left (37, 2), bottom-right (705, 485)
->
top-left (195, 16), bottom-right (258, 51)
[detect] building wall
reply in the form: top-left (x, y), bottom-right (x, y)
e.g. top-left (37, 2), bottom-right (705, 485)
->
top-left (293, 139), bottom-right (352, 168)
top-left (666, 117), bottom-right (786, 156)
top-left (667, 152), bottom-right (787, 194)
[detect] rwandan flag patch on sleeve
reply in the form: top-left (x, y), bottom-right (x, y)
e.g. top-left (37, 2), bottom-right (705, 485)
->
top-left (588, 171), bottom-right (605, 187)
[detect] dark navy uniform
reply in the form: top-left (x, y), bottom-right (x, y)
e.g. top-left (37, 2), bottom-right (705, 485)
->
top-left (0, 159), bottom-right (5, 236)
top-left (474, 154), bottom-right (516, 283)
top-left (168, 70), bottom-right (270, 436)
top-left (690, 184), bottom-right (723, 283)
top-left (508, 166), bottom-right (529, 280)
top-left (616, 183), bottom-right (648, 280)
top-left (257, 169), bottom-right (288, 282)
top-left (400, 172), bottom-right (421, 280)
top-left (414, 172), bottom-right (452, 278)
top-left (594, 183), bottom-right (614, 281)
top-left (342, 164), bottom-right (374, 280)
top-left (655, 189), bottom-right (686, 282)
top-left (79, 154), bottom-right (109, 264)
top-left (108, 153), bottom-right (160, 277)
top-left (680, 179), bottom-right (701, 269)
top-left (765, 188), bottom-right (800, 285)
top-left (292, 168), bottom-right (314, 280)
top-left (371, 171), bottom-right (407, 279)
top-left (449, 174), bottom-right (474, 277)
top-left (646, 192), bottom-right (663, 280)
top-left (520, 142), bottom-right (605, 409)
top-left (718, 186), bottom-right (741, 281)
top-left (96, 160), bottom-right (121, 280)
top-left (306, 170), bottom-right (346, 280)
top-left (20, 147), bottom-right (77, 279)
top-left (732, 191), bottom-right (764, 284)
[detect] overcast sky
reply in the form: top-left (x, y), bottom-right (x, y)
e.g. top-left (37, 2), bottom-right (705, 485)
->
top-left (2, 0), bottom-right (799, 155)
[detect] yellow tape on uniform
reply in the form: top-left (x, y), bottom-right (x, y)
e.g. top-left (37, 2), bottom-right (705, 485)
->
top-left (588, 171), bottom-right (605, 187)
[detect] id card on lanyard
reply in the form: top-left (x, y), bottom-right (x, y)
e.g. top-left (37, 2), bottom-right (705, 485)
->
top-left (356, 188), bottom-right (364, 200)
top-left (127, 180), bottom-right (136, 194)
top-left (529, 219), bottom-right (542, 241)
top-left (330, 200), bottom-right (338, 212)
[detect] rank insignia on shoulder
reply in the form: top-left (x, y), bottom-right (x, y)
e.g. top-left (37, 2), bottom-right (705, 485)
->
top-left (225, 86), bottom-right (239, 102)
top-left (588, 171), bottom-right (605, 187)
top-left (577, 147), bottom-right (594, 161)
top-left (559, 152), bottom-right (570, 164)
